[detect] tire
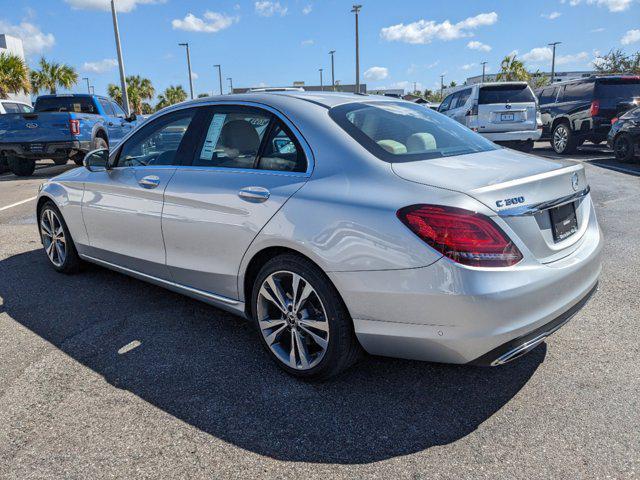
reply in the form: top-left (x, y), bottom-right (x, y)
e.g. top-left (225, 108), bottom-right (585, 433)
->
top-left (71, 152), bottom-right (85, 166)
top-left (551, 122), bottom-right (577, 155)
top-left (7, 156), bottom-right (36, 177)
top-left (0, 155), bottom-right (8, 174)
top-left (251, 253), bottom-right (362, 380)
top-left (515, 140), bottom-right (534, 153)
top-left (92, 136), bottom-right (108, 151)
top-left (53, 158), bottom-right (68, 166)
top-left (38, 201), bottom-right (82, 274)
top-left (613, 134), bottom-right (636, 163)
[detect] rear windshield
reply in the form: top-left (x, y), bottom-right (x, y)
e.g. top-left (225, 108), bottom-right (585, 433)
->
top-left (34, 97), bottom-right (96, 114)
top-left (479, 84), bottom-right (535, 104)
top-left (595, 79), bottom-right (640, 100)
top-left (329, 101), bottom-right (499, 163)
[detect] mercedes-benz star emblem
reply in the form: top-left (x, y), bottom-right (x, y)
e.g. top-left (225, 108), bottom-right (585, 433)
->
top-left (571, 173), bottom-right (579, 191)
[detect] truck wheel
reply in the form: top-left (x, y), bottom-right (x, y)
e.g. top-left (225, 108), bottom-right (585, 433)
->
top-left (92, 137), bottom-right (108, 151)
top-left (0, 155), bottom-right (8, 174)
top-left (71, 153), bottom-right (85, 166)
top-left (515, 140), bottom-right (534, 153)
top-left (7, 156), bottom-right (36, 177)
top-left (53, 158), bottom-right (68, 166)
top-left (551, 122), bottom-right (577, 155)
top-left (614, 134), bottom-right (635, 163)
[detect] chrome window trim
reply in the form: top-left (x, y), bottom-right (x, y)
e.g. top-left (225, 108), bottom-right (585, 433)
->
top-left (497, 186), bottom-right (590, 217)
top-left (108, 100), bottom-right (315, 177)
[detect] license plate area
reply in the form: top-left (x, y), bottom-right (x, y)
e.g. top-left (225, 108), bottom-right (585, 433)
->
top-left (549, 202), bottom-right (578, 242)
top-left (29, 143), bottom-right (45, 152)
top-left (500, 113), bottom-right (514, 121)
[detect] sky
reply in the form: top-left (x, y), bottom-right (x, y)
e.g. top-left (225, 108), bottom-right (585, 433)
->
top-left (0, 0), bottom-right (638, 101)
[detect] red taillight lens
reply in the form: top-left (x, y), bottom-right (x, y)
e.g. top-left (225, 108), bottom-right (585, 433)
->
top-left (590, 100), bottom-right (600, 117)
top-left (397, 205), bottom-right (523, 267)
top-left (69, 119), bottom-right (80, 136)
top-left (611, 117), bottom-right (618, 125)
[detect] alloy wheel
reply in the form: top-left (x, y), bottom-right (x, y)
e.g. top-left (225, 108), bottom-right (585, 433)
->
top-left (256, 270), bottom-right (330, 370)
top-left (553, 125), bottom-right (568, 152)
top-left (40, 209), bottom-right (66, 267)
top-left (615, 136), bottom-right (630, 159)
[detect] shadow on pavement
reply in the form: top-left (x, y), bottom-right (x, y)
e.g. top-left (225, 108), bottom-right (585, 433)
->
top-left (0, 249), bottom-right (544, 464)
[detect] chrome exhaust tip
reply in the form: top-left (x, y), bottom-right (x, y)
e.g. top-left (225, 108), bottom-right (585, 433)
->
top-left (490, 335), bottom-right (547, 366)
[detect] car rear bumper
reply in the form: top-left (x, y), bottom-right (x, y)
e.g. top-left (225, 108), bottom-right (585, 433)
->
top-left (0, 140), bottom-right (91, 159)
top-left (328, 208), bottom-right (602, 365)
top-left (481, 129), bottom-right (542, 142)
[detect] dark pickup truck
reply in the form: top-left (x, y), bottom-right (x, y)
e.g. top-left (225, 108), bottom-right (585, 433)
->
top-left (0, 94), bottom-right (138, 176)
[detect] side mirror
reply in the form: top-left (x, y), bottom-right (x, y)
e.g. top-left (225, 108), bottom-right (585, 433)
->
top-left (84, 148), bottom-right (110, 172)
top-left (126, 113), bottom-right (137, 123)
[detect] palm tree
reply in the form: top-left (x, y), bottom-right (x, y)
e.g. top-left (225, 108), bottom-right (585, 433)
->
top-left (30, 57), bottom-right (78, 94)
top-left (156, 85), bottom-right (188, 110)
top-left (0, 52), bottom-right (30, 99)
top-left (107, 75), bottom-right (155, 114)
top-left (496, 55), bottom-right (530, 82)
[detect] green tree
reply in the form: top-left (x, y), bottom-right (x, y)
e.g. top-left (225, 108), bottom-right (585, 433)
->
top-left (0, 52), bottom-right (31, 99)
top-left (496, 54), bottom-right (530, 82)
top-left (107, 75), bottom-right (155, 114)
top-left (449, 81), bottom-right (457, 88)
top-left (594, 49), bottom-right (640, 74)
top-left (30, 57), bottom-right (78, 94)
top-left (529, 70), bottom-right (550, 89)
top-left (156, 85), bottom-right (188, 110)
top-left (197, 93), bottom-right (210, 98)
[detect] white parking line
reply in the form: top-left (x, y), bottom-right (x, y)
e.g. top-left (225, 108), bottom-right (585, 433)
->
top-left (0, 196), bottom-right (37, 212)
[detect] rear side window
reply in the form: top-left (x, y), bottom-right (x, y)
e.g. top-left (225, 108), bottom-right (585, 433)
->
top-left (330, 101), bottom-right (498, 163)
top-left (562, 82), bottom-right (593, 102)
top-left (479, 84), bottom-right (534, 104)
top-left (595, 78), bottom-right (640, 100)
top-left (34, 96), bottom-right (97, 113)
top-left (258, 122), bottom-right (306, 172)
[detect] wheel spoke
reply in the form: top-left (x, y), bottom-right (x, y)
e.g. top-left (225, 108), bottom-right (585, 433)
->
top-left (259, 286), bottom-right (287, 315)
top-left (45, 241), bottom-right (54, 257)
top-left (294, 283), bottom-right (314, 313)
top-left (266, 276), bottom-right (289, 311)
top-left (291, 273), bottom-right (301, 309)
top-left (55, 241), bottom-right (65, 263)
top-left (298, 318), bottom-right (329, 332)
top-left (259, 317), bottom-right (286, 330)
top-left (289, 329), bottom-right (297, 367)
top-left (55, 226), bottom-right (64, 237)
top-left (40, 220), bottom-right (52, 237)
top-left (299, 324), bottom-right (328, 350)
top-left (294, 330), bottom-right (310, 369)
top-left (264, 323), bottom-right (287, 346)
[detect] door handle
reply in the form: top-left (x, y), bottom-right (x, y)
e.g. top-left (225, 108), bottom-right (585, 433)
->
top-left (108, 122), bottom-right (114, 126)
top-left (238, 186), bottom-right (270, 202)
top-left (138, 175), bottom-right (161, 189)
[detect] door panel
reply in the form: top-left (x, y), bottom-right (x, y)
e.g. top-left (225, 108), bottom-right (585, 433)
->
top-left (82, 166), bottom-right (176, 278)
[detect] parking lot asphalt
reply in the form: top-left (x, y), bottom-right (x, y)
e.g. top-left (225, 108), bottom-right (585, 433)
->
top-left (0, 146), bottom-right (638, 479)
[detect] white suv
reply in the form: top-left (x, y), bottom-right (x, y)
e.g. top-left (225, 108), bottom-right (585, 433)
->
top-left (438, 82), bottom-right (542, 152)
top-left (0, 99), bottom-right (33, 114)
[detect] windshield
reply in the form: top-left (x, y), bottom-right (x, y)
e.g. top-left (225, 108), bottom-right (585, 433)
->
top-left (34, 97), bottom-right (96, 114)
top-left (329, 101), bottom-right (499, 163)
top-left (479, 84), bottom-right (535, 104)
top-left (595, 79), bottom-right (640, 100)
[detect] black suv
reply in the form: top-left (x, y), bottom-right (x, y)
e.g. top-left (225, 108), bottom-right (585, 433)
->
top-left (536, 76), bottom-right (640, 154)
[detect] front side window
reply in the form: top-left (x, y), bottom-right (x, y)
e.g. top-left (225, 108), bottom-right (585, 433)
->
top-left (98, 98), bottom-right (115, 116)
top-left (111, 101), bottom-right (126, 117)
top-left (438, 94), bottom-right (453, 112)
top-left (2, 102), bottom-right (21, 113)
top-left (330, 101), bottom-right (498, 163)
top-left (455, 89), bottom-right (472, 108)
top-left (479, 84), bottom-right (535, 104)
top-left (116, 109), bottom-right (195, 167)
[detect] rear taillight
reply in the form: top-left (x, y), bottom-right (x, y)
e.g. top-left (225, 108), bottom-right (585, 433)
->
top-left (611, 117), bottom-right (618, 125)
top-left (397, 204), bottom-right (523, 267)
top-left (69, 119), bottom-right (80, 136)
top-left (590, 100), bottom-right (600, 117)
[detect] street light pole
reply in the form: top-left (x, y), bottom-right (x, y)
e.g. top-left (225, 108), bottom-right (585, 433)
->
top-left (227, 77), bottom-right (233, 94)
top-left (110, 0), bottom-right (130, 116)
top-left (481, 61), bottom-right (487, 83)
top-left (548, 42), bottom-right (561, 84)
top-left (319, 68), bottom-right (324, 91)
top-left (351, 5), bottom-right (362, 93)
top-left (179, 42), bottom-right (194, 99)
top-left (329, 50), bottom-right (336, 91)
top-left (214, 64), bottom-right (223, 95)
top-left (440, 74), bottom-right (444, 99)
top-left (82, 77), bottom-right (90, 93)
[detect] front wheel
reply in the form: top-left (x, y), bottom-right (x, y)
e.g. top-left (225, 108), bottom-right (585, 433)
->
top-left (39, 201), bottom-right (82, 273)
top-left (7, 156), bottom-right (36, 177)
top-left (614, 134), bottom-right (636, 163)
top-left (251, 254), bottom-right (362, 380)
top-left (551, 122), bottom-right (577, 155)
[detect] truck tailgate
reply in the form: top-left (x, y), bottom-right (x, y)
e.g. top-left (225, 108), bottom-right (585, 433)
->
top-left (0, 112), bottom-right (78, 143)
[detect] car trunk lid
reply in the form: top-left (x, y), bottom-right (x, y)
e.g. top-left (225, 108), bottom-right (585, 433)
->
top-left (391, 148), bottom-right (591, 263)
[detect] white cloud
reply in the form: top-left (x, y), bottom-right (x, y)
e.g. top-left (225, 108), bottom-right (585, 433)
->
top-left (562, 0), bottom-right (635, 12)
top-left (301, 39), bottom-right (314, 46)
top-left (541, 11), bottom-right (562, 19)
top-left (65, 0), bottom-right (164, 13)
top-left (0, 20), bottom-right (55, 55)
top-left (82, 58), bottom-right (117, 73)
top-left (380, 12), bottom-right (498, 44)
top-left (461, 63), bottom-right (476, 70)
top-left (255, 1), bottom-right (288, 17)
top-left (191, 72), bottom-right (199, 80)
top-left (591, 27), bottom-right (605, 32)
top-left (621, 29), bottom-right (640, 45)
top-left (521, 47), bottom-right (589, 66)
top-left (172, 11), bottom-right (239, 33)
top-left (364, 66), bottom-right (389, 81)
top-left (467, 40), bottom-right (491, 51)
top-left (426, 60), bottom-right (440, 69)
top-left (302, 4), bottom-right (312, 14)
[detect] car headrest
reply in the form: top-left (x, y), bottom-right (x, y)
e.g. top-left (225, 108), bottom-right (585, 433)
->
top-left (219, 120), bottom-right (260, 155)
top-left (406, 132), bottom-right (437, 153)
top-left (377, 139), bottom-right (407, 155)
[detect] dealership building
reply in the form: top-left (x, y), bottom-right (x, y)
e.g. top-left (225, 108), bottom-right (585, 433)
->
top-left (0, 34), bottom-right (31, 105)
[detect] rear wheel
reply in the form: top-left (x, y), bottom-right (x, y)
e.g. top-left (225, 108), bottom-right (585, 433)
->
top-left (71, 152), bottom-right (85, 166)
top-left (515, 140), bottom-right (534, 153)
top-left (614, 134), bottom-right (636, 163)
top-left (251, 254), bottom-right (362, 380)
top-left (7, 156), bottom-right (36, 177)
top-left (53, 158), bottom-right (68, 166)
top-left (551, 122), bottom-right (577, 155)
top-left (39, 201), bottom-right (82, 273)
top-left (92, 136), bottom-right (108, 151)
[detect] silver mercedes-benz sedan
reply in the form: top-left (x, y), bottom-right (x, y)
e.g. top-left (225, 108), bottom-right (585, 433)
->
top-left (36, 92), bottom-right (602, 379)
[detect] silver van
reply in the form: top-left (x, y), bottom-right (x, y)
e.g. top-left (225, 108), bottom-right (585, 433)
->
top-left (439, 82), bottom-right (542, 152)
